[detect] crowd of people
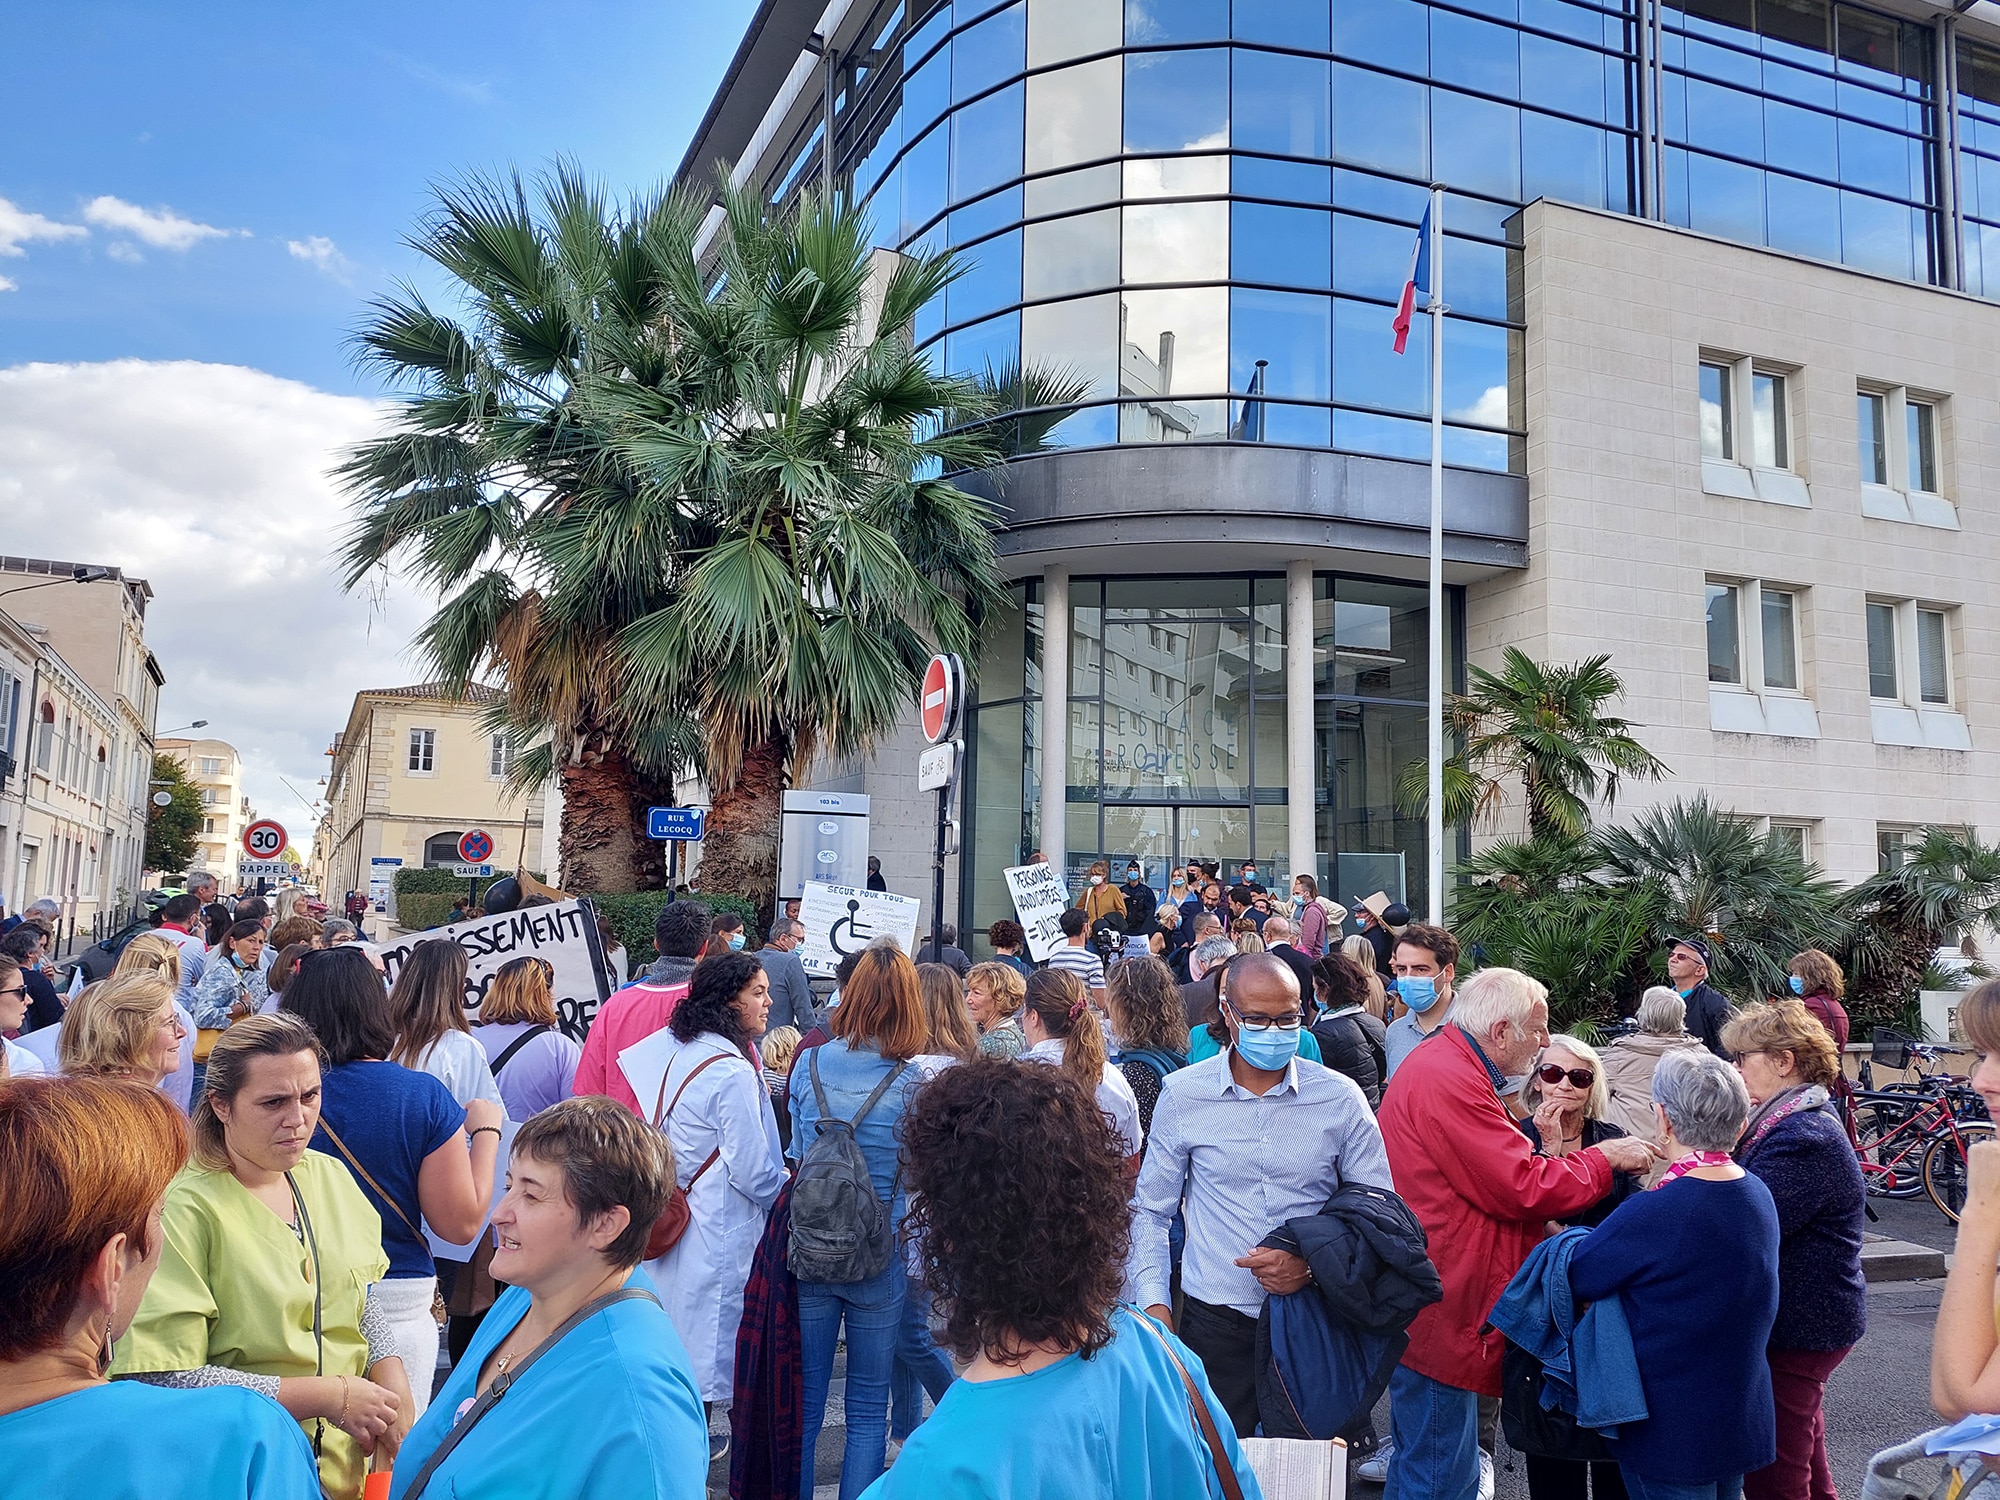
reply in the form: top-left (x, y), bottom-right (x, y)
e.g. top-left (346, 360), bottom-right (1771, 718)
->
top-left (0, 860), bottom-right (1993, 1500)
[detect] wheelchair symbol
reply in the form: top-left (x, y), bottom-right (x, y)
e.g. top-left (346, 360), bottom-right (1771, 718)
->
top-left (828, 898), bottom-right (876, 958)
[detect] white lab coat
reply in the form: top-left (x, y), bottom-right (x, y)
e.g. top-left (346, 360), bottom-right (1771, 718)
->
top-left (644, 1030), bottom-right (786, 1402)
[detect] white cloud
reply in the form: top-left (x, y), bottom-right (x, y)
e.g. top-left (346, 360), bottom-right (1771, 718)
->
top-left (0, 274), bottom-right (15, 293)
top-left (106, 240), bottom-right (143, 264)
top-left (1450, 384), bottom-right (1510, 429)
top-left (0, 197), bottom-right (88, 258)
top-left (286, 235), bottom-right (351, 277)
top-left (382, 51), bottom-right (494, 105)
top-left (0, 360), bottom-right (435, 838)
top-left (81, 195), bottom-right (239, 251)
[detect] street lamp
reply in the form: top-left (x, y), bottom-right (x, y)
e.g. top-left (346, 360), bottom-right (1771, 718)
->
top-left (158, 721), bottom-right (210, 736)
top-left (0, 564), bottom-right (112, 600)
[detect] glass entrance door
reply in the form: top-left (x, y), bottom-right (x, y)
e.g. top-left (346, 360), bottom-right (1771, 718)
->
top-left (1096, 803), bottom-right (1250, 893)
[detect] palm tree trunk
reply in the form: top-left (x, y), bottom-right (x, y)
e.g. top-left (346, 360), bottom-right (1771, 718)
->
top-left (697, 733), bottom-right (788, 929)
top-left (557, 735), bottom-right (671, 893)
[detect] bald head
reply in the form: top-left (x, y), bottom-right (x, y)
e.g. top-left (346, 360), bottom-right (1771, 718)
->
top-left (1260, 914), bottom-right (1292, 944)
top-left (1221, 952), bottom-right (1301, 1010)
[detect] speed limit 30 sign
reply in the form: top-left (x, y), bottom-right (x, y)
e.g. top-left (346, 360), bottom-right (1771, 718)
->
top-left (242, 819), bottom-right (288, 859)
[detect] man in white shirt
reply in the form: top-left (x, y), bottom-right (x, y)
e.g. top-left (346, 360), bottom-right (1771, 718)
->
top-left (1044, 908), bottom-right (1106, 1001)
top-left (1133, 953), bottom-right (1391, 1436)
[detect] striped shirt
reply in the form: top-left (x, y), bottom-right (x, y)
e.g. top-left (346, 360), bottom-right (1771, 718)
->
top-left (1046, 943), bottom-right (1107, 991)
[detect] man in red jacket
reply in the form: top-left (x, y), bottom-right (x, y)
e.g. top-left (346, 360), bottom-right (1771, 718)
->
top-left (574, 899), bottom-right (712, 1113)
top-left (1378, 966), bottom-right (1657, 1500)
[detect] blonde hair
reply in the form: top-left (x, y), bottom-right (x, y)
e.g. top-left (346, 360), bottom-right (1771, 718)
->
top-left (1720, 999), bottom-right (1840, 1088)
top-left (964, 962), bottom-right (1026, 1018)
top-left (480, 956), bottom-right (558, 1027)
top-left (1539, 1033), bottom-right (1611, 1120)
top-left (116, 932), bottom-right (184, 989)
top-left (58, 974), bottom-right (176, 1080)
top-left (1340, 935), bottom-right (1388, 1019)
top-left (761, 1025), bottom-right (802, 1074)
top-left (916, 964), bottom-right (979, 1063)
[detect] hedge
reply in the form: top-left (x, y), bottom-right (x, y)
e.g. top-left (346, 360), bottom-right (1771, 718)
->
top-left (593, 891), bottom-right (762, 965)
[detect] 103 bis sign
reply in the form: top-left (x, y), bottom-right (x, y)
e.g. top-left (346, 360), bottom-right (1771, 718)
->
top-left (366, 897), bottom-right (613, 1042)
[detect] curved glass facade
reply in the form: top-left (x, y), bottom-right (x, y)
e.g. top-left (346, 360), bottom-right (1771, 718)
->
top-left (759, 0), bottom-right (1989, 477)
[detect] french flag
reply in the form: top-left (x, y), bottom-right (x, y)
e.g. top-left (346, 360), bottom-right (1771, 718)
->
top-left (1391, 204), bottom-right (1431, 356)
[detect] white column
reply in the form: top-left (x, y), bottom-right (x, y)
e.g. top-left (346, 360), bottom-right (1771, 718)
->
top-left (1286, 560), bottom-right (1317, 890)
top-left (1039, 565), bottom-right (1069, 873)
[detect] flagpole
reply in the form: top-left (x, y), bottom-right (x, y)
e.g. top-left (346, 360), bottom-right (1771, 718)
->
top-left (1426, 184), bottom-right (1446, 926)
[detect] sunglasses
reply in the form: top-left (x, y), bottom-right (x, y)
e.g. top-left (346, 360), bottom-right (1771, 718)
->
top-left (1537, 1064), bottom-right (1595, 1089)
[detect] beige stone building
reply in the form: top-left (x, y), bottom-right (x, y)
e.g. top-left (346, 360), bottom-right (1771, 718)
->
top-left (158, 737), bottom-right (256, 878)
top-left (315, 684), bottom-right (551, 907)
top-left (0, 560), bottom-right (162, 935)
top-left (1469, 201), bottom-right (2000, 887)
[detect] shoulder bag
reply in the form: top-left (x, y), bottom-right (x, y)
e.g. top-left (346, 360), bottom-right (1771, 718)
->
top-left (399, 1286), bottom-right (660, 1500)
top-left (319, 1116), bottom-right (450, 1327)
top-left (642, 1050), bottom-right (729, 1260)
top-left (1131, 1309), bottom-right (1246, 1500)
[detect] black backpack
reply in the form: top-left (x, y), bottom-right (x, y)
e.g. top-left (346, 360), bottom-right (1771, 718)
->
top-left (787, 1050), bottom-right (909, 1284)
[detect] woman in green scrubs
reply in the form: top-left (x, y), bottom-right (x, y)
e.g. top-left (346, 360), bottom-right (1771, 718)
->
top-left (114, 1014), bottom-right (415, 1500)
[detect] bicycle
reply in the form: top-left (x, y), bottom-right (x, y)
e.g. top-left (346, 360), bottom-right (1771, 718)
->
top-left (1846, 1031), bottom-right (1992, 1221)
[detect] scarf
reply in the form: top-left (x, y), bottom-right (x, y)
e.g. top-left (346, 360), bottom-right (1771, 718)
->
top-left (1737, 1082), bottom-right (1831, 1158)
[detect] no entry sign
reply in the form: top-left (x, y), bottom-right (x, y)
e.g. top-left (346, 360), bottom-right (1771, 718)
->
top-left (242, 820), bottom-right (288, 859)
top-left (920, 654), bottom-right (963, 744)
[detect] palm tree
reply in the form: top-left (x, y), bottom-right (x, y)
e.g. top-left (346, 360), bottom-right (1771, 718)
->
top-left (1593, 795), bottom-right (1848, 1002)
top-left (590, 181), bottom-right (1009, 906)
top-left (1397, 648), bottom-right (1668, 842)
top-left (1840, 827), bottom-right (2000, 1029)
top-left (337, 167), bottom-right (707, 892)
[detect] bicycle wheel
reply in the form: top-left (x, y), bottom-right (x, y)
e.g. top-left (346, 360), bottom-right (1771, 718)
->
top-left (1854, 1103), bottom-right (1929, 1198)
top-left (1924, 1122), bottom-right (1996, 1224)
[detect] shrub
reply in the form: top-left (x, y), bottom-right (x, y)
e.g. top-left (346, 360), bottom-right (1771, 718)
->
top-left (397, 894), bottom-right (467, 931)
top-left (593, 891), bottom-right (762, 964)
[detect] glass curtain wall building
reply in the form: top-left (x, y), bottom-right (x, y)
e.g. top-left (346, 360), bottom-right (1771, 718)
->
top-left (678, 0), bottom-right (2000, 925)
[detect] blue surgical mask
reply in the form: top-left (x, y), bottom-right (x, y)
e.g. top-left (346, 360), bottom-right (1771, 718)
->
top-left (727, 933), bottom-right (746, 951)
top-left (1233, 1020), bottom-right (1301, 1071)
top-left (1788, 975), bottom-right (1805, 996)
top-left (1397, 974), bottom-right (1442, 1013)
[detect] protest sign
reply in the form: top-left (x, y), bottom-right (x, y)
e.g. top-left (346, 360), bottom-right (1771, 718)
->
top-left (368, 897), bottom-right (612, 1042)
top-left (1003, 862), bottom-right (1072, 961)
top-left (797, 880), bottom-right (922, 978)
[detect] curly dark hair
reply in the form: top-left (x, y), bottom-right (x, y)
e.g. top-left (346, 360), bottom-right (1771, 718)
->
top-left (900, 1058), bottom-right (1130, 1366)
top-left (1312, 951), bottom-right (1371, 1013)
top-left (670, 952), bottom-right (762, 1051)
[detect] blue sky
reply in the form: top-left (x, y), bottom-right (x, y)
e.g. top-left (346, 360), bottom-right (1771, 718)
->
top-left (0, 0), bottom-right (756, 391)
top-left (0, 1), bottom-right (759, 848)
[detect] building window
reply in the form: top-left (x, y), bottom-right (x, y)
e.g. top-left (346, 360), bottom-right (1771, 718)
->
top-left (407, 728), bottom-right (436, 774)
top-left (1866, 601), bottom-right (1899, 699)
top-left (1907, 400), bottom-right (1938, 494)
top-left (200, 788), bottom-right (217, 807)
top-left (1858, 391), bottom-right (1887, 485)
top-left (1878, 824), bottom-right (1921, 873)
top-left (198, 756), bottom-right (221, 776)
top-left (1918, 608), bottom-right (1952, 705)
top-left (489, 734), bottom-right (513, 779)
top-left (1707, 581), bottom-right (1801, 692)
top-left (1705, 582), bottom-right (1740, 684)
top-left (1750, 371), bottom-right (1787, 470)
top-left (1699, 361), bottom-right (1733, 460)
top-left (1768, 820), bottom-right (1813, 865)
top-left (1759, 588), bottom-right (1799, 692)
top-left (203, 818), bottom-right (215, 834)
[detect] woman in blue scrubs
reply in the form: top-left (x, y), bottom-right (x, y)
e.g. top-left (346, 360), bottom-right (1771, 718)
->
top-left (865, 1058), bottom-right (1262, 1499)
top-left (0, 1075), bottom-right (318, 1499)
top-left (390, 1095), bottom-right (709, 1500)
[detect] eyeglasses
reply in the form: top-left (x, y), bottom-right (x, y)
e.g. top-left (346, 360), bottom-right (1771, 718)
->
top-left (1224, 1001), bottom-right (1302, 1033)
top-left (1537, 1064), bottom-right (1595, 1089)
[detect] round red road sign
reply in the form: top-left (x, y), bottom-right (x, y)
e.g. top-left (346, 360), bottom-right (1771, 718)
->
top-left (458, 829), bottom-right (495, 864)
top-left (243, 819), bottom-right (288, 859)
top-left (920, 655), bottom-right (961, 744)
